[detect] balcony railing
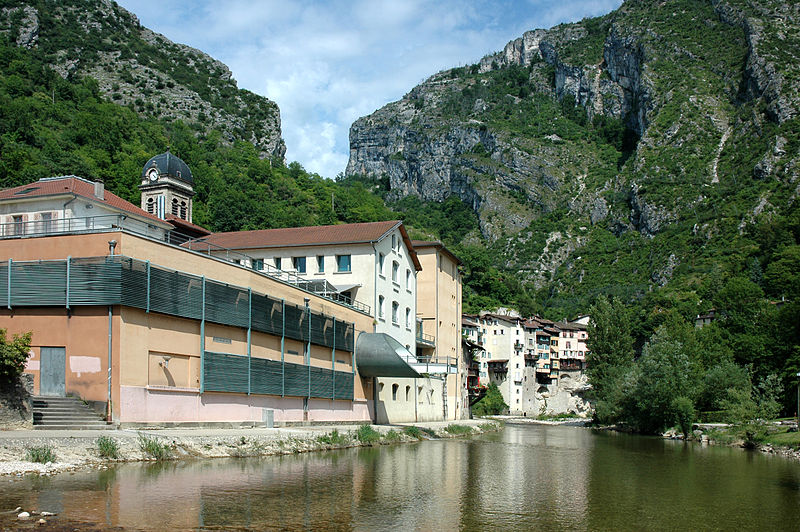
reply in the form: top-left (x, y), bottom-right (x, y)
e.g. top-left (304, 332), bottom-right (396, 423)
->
top-left (0, 215), bottom-right (372, 315)
top-left (514, 341), bottom-right (523, 350)
top-left (416, 330), bottom-right (435, 347)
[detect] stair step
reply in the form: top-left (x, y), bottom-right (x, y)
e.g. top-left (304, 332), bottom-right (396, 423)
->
top-left (31, 396), bottom-right (108, 429)
top-left (33, 424), bottom-right (115, 431)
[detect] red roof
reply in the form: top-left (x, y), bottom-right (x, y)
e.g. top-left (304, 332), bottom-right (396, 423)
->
top-left (0, 176), bottom-right (166, 225)
top-left (192, 220), bottom-right (421, 270)
top-left (165, 214), bottom-right (211, 236)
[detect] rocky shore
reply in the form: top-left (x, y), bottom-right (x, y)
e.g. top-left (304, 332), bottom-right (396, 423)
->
top-left (0, 419), bottom-right (500, 477)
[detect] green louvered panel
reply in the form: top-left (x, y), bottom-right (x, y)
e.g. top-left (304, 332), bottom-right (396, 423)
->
top-left (251, 295), bottom-right (283, 336)
top-left (0, 263), bottom-right (8, 304)
top-left (149, 267), bottom-right (202, 320)
top-left (309, 366), bottom-right (333, 398)
top-left (334, 320), bottom-right (355, 352)
top-left (203, 351), bottom-right (249, 393)
top-left (283, 304), bottom-right (307, 342)
top-left (119, 257), bottom-right (148, 309)
top-left (69, 257), bottom-right (121, 305)
top-left (11, 261), bottom-right (66, 306)
top-left (205, 280), bottom-right (249, 328)
top-left (250, 357), bottom-right (283, 395)
top-left (283, 361), bottom-right (309, 397)
top-left (311, 313), bottom-right (335, 348)
top-left (333, 371), bottom-right (354, 400)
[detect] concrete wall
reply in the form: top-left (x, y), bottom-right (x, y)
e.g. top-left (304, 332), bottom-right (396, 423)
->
top-left (374, 376), bottom-right (446, 423)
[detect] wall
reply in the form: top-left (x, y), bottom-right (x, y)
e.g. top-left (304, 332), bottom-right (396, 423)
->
top-left (374, 376), bottom-right (445, 423)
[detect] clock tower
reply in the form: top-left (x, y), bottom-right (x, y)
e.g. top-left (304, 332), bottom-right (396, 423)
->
top-left (139, 150), bottom-right (195, 222)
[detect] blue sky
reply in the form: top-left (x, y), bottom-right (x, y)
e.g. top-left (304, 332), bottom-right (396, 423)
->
top-left (117, 1), bottom-right (621, 178)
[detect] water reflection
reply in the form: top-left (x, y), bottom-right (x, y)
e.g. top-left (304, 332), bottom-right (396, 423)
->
top-left (1, 426), bottom-right (799, 531)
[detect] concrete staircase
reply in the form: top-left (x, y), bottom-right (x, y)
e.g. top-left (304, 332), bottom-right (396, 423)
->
top-left (32, 396), bottom-right (113, 430)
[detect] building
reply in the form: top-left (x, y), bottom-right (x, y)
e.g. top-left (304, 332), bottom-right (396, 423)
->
top-left (480, 312), bottom-right (526, 415)
top-left (0, 154), bottom-right (440, 426)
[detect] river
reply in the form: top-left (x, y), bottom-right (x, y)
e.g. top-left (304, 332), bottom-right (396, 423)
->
top-left (1, 424), bottom-right (799, 530)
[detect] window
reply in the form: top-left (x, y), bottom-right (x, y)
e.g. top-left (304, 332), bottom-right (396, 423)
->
top-left (171, 198), bottom-right (179, 216)
top-left (405, 307), bottom-right (411, 329)
top-left (12, 215), bottom-right (23, 235)
top-left (378, 296), bottom-right (385, 319)
top-left (392, 383), bottom-right (398, 400)
top-left (392, 261), bottom-right (399, 282)
top-left (336, 254), bottom-right (351, 272)
top-left (405, 385), bottom-right (411, 401)
top-left (146, 197), bottom-right (154, 214)
top-left (252, 258), bottom-right (264, 271)
top-left (405, 269), bottom-right (411, 290)
top-left (392, 301), bottom-right (399, 324)
top-left (317, 255), bottom-right (324, 273)
top-left (180, 201), bottom-right (187, 220)
top-left (40, 212), bottom-right (52, 233)
top-left (378, 253), bottom-right (385, 276)
top-left (293, 256), bottom-right (306, 273)
top-left (391, 235), bottom-right (396, 249)
top-left (275, 257), bottom-right (282, 270)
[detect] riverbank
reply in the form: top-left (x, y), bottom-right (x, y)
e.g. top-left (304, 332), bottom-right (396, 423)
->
top-left (0, 419), bottom-right (501, 476)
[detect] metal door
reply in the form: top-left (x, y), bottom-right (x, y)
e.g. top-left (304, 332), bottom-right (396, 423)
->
top-left (40, 347), bottom-right (66, 396)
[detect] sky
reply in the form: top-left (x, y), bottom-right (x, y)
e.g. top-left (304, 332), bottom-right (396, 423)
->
top-left (116, 0), bottom-right (622, 179)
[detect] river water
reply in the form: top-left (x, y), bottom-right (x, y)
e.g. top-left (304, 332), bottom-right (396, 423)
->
top-left (1, 424), bottom-right (799, 531)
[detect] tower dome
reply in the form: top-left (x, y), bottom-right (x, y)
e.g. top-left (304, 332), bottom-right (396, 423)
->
top-left (141, 151), bottom-right (193, 185)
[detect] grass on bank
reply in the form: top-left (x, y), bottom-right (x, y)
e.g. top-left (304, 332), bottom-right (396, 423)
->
top-left (25, 445), bottom-right (56, 463)
top-left (355, 425), bottom-right (381, 444)
top-left (96, 436), bottom-right (121, 459)
top-left (444, 424), bottom-right (473, 435)
top-left (138, 433), bottom-right (173, 460)
top-left (536, 412), bottom-right (581, 421)
top-left (317, 429), bottom-right (350, 446)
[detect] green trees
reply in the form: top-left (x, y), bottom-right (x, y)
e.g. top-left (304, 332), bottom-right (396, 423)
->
top-left (473, 383), bottom-right (508, 416)
top-left (586, 296), bottom-right (634, 398)
top-left (0, 329), bottom-right (32, 386)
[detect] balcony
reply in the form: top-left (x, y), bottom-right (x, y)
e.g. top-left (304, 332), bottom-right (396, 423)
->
top-left (487, 360), bottom-right (508, 374)
top-left (560, 362), bottom-right (583, 371)
top-left (416, 330), bottom-right (436, 348)
top-left (514, 341), bottom-right (523, 350)
top-left (410, 353), bottom-right (458, 375)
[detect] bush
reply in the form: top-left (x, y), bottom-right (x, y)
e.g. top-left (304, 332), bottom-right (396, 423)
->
top-left (96, 436), bottom-right (120, 459)
top-left (137, 433), bottom-right (172, 460)
top-left (472, 382), bottom-right (508, 416)
top-left (0, 329), bottom-right (32, 385)
top-left (383, 429), bottom-right (401, 442)
top-left (355, 424), bottom-right (381, 444)
top-left (402, 426), bottom-right (422, 439)
top-left (25, 445), bottom-right (55, 463)
top-left (444, 424), bottom-right (473, 435)
top-left (317, 429), bottom-right (348, 445)
top-left (672, 396), bottom-right (695, 439)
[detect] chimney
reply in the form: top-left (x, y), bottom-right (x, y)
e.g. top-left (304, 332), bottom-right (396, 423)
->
top-left (94, 181), bottom-right (104, 200)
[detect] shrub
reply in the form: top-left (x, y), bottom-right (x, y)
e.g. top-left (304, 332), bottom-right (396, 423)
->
top-left (317, 429), bottom-right (348, 445)
top-left (402, 426), bottom-right (422, 439)
top-left (25, 445), bottom-right (55, 463)
top-left (383, 429), bottom-right (401, 442)
top-left (444, 424), bottom-right (473, 435)
top-left (137, 433), bottom-right (172, 460)
top-left (472, 382), bottom-right (508, 416)
top-left (96, 436), bottom-right (120, 459)
top-left (0, 329), bottom-right (32, 385)
top-left (355, 424), bottom-right (381, 444)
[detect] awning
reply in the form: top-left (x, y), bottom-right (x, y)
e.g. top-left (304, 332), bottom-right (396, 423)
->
top-left (334, 282), bottom-right (361, 293)
top-left (355, 333), bottom-right (421, 378)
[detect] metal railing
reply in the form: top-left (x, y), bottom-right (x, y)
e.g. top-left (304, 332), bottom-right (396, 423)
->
top-left (416, 330), bottom-right (435, 346)
top-left (0, 215), bottom-right (372, 315)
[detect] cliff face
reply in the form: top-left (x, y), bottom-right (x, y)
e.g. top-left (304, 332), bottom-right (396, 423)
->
top-left (347, 0), bottom-right (800, 297)
top-left (0, 0), bottom-right (285, 160)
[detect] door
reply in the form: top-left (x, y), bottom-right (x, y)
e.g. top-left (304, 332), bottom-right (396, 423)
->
top-left (40, 347), bottom-right (66, 396)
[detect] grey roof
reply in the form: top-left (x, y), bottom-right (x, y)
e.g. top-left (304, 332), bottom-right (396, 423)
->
top-left (141, 151), bottom-right (193, 185)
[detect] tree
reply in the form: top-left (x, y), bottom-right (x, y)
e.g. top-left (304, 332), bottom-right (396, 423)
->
top-left (0, 329), bottom-right (32, 386)
top-left (473, 382), bottom-right (508, 416)
top-left (586, 296), bottom-right (634, 398)
top-left (722, 373), bottom-right (783, 446)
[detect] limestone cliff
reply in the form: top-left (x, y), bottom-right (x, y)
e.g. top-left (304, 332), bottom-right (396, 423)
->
top-left (347, 0), bottom-right (800, 300)
top-left (0, 0), bottom-right (285, 160)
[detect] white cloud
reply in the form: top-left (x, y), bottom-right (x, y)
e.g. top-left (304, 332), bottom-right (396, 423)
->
top-left (117, 0), bottom-right (622, 178)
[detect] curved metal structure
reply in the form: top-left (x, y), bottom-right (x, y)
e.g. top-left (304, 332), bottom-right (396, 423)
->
top-left (355, 333), bottom-right (421, 378)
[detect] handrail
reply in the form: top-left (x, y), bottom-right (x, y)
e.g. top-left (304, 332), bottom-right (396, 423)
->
top-left (0, 215), bottom-right (372, 315)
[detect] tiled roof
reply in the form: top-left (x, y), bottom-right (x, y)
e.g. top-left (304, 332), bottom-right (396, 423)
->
top-left (0, 176), bottom-right (167, 225)
top-left (165, 214), bottom-right (211, 236)
top-left (192, 220), bottom-right (422, 270)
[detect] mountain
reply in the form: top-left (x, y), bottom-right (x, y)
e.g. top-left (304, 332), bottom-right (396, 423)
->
top-left (346, 0), bottom-right (800, 317)
top-left (0, 0), bottom-right (285, 159)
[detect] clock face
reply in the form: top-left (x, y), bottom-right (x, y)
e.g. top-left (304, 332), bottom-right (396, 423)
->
top-left (147, 168), bottom-right (159, 182)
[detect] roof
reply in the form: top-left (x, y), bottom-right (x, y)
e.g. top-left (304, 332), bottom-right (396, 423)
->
top-left (191, 220), bottom-right (422, 270)
top-left (410, 240), bottom-right (462, 265)
top-left (0, 176), bottom-right (168, 226)
top-left (142, 151), bottom-right (193, 185)
top-left (165, 214), bottom-right (211, 236)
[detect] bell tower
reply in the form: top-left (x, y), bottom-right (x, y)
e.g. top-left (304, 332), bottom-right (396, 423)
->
top-left (139, 150), bottom-right (195, 222)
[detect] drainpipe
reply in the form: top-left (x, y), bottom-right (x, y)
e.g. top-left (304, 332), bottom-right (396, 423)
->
top-left (107, 240), bottom-right (116, 422)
